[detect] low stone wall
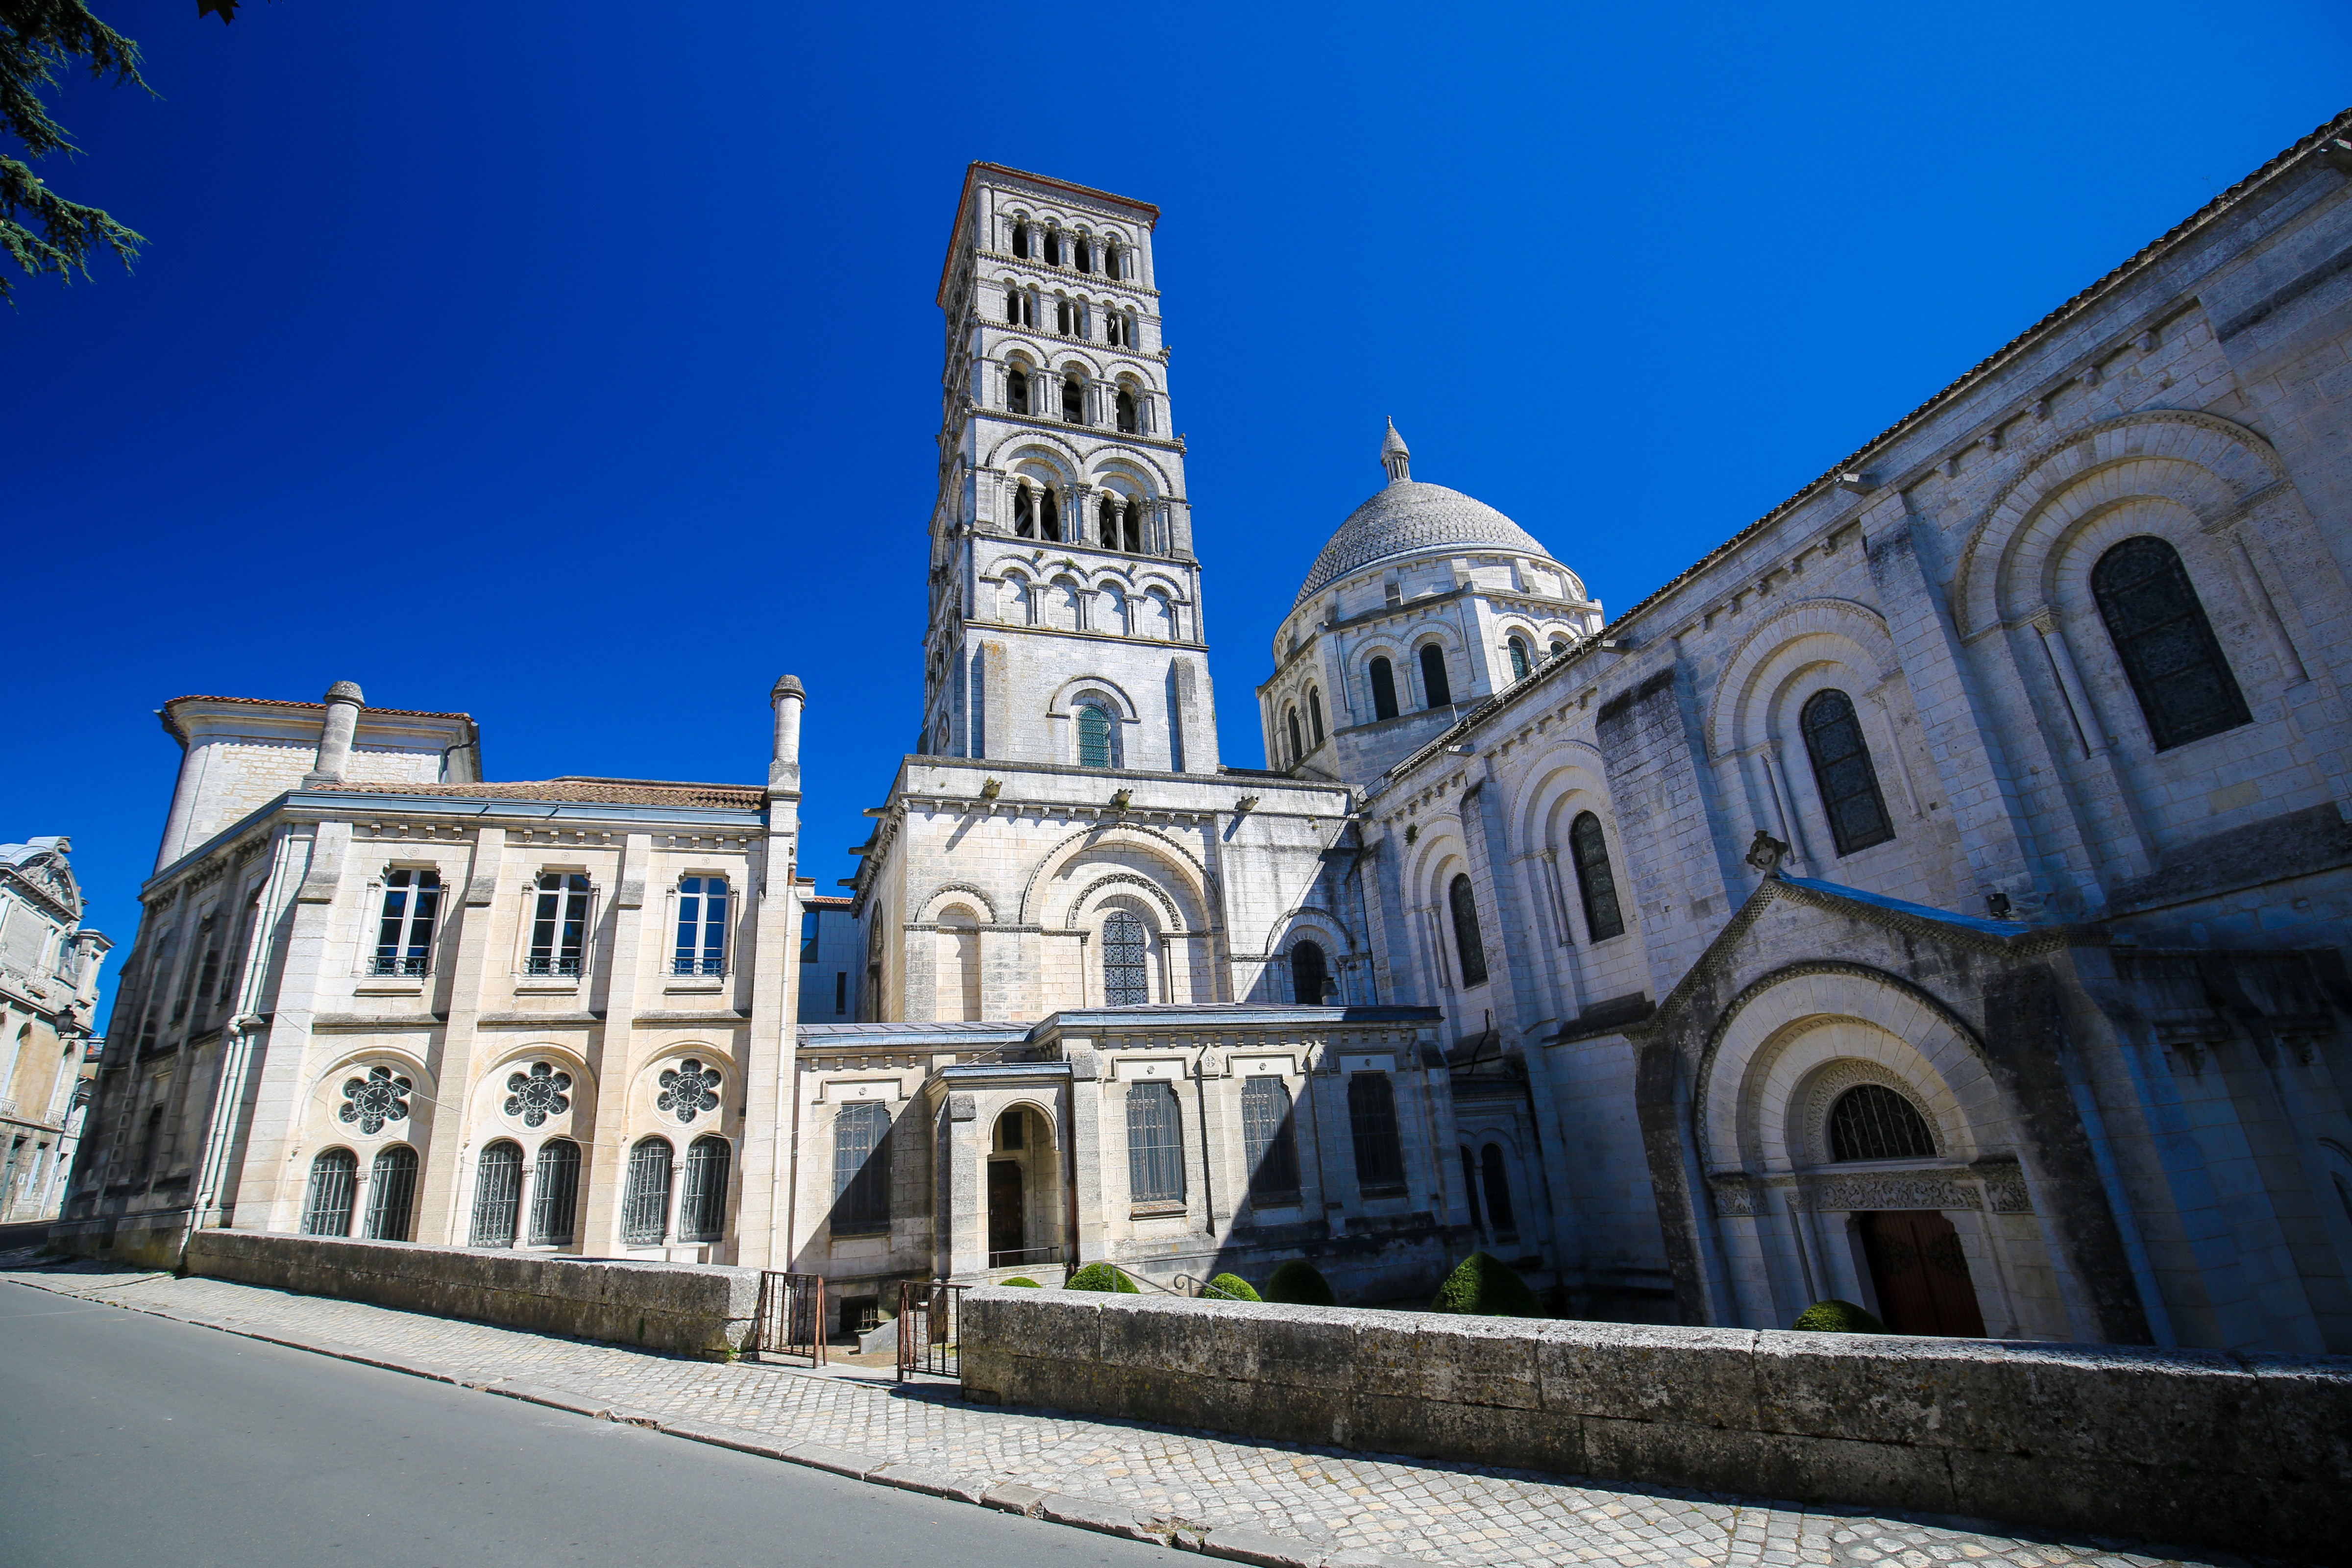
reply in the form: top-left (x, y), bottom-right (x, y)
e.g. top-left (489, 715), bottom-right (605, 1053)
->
top-left (184, 1230), bottom-right (759, 1359)
top-left (959, 1289), bottom-right (2352, 1564)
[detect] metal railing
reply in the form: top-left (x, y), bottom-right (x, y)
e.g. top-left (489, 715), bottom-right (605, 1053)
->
top-left (987, 1245), bottom-right (1062, 1270)
top-left (895, 1279), bottom-right (966, 1381)
top-left (368, 954), bottom-right (429, 977)
top-left (523, 955), bottom-right (584, 978)
top-left (750, 1271), bottom-right (826, 1367)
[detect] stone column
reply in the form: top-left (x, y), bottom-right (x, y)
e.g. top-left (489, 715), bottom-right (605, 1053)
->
top-left (302, 681), bottom-right (365, 789)
top-left (770, 675), bottom-right (808, 790)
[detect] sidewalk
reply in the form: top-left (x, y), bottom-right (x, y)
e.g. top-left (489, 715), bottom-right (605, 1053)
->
top-left (0, 1258), bottom-right (2237, 1568)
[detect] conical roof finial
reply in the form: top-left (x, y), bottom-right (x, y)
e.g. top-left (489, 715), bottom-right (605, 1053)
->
top-left (1381, 417), bottom-right (1411, 483)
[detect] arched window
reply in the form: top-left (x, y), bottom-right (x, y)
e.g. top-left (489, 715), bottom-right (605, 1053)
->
top-left (1549, 638), bottom-right (1568, 659)
top-left (1419, 643), bottom-right (1453, 707)
top-left (1123, 503), bottom-right (1143, 553)
top-left (1077, 702), bottom-right (1114, 767)
top-left (1568, 811), bottom-right (1625, 941)
top-left (1448, 873), bottom-right (1489, 986)
top-left (674, 875), bottom-right (728, 976)
top-left (1055, 298), bottom-right (1075, 335)
top-left (1348, 1072), bottom-right (1406, 1194)
top-left (1828, 1084), bottom-right (1937, 1162)
top-left (1007, 366), bottom-right (1030, 416)
top-left (1103, 241), bottom-right (1121, 278)
top-left (1126, 1079), bottom-right (1185, 1202)
top-left (679, 1135), bottom-right (731, 1243)
top-left (1102, 908), bottom-right (1148, 1004)
top-left (1039, 487), bottom-right (1061, 541)
top-left (1061, 371), bottom-right (1084, 423)
top-left (1508, 637), bottom-right (1531, 681)
top-left (1043, 229), bottom-right (1062, 266)
top-left (528, 1138), bottom-right (580, 1246)
top-left (621, 1137), bottom-right (673, 1246)
top-left (372, 868), bottom-right (439, 977)
top-left (1289, 940), bottom-right (1328, 1004)
top-left (1285, 709), bottom-right (1303, 766)
top-left (1074, 234), bottom-right (1093, 273)
top-left (1460, 1148), bottom-right (1485, 1231)
top-left (301, 1148), bottom-right (357, 1237)
top-left (1308, 688), bottom-right (1325, 745)
top-left (1011, 220), bottom-right (1030, 259)
top-left (1116, 387), bottom-right (1137, 433)
top-left (1369, 656), bottom-right (1399, 720)
top-left (1241, 1075), bottom-right (1299, 1201)
top-left (832, 1101), bottom-right (891, 1234)
top-left (364, 1145), bottom-right (417, 1241)
top-left (2091, 535), bottom-right (2252, 750)
top-left (1480, 1145), bottom-right (1515, 1235)
top-left (468, 1140), bottom-right (522, 1247)
top-left (1800, 689), bottom-right (1895, 856)
top-left (1004, 285), bottom-right (1021, 324)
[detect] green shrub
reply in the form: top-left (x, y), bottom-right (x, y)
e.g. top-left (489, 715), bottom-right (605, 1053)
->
top-left (1430, 1251), bottom-right (1542, 1317)
top-left (1202, 1272), bottom-right (1261, 1302)
top-left (1065, 1262), bottom-right (1140, 1293)
top-left (999, 1276), bottom-right (1041, 1288)
top-left (1265, 1259), bottom-right (1335, 1306)
top-left (1790, 1298), bottom-right (1886, 1333)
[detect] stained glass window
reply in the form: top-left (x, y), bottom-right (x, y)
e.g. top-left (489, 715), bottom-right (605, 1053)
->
top-left (1102, 910), bottom-right (1148, 1004)
top-left (2091, 535), bottom-right (2252, 751)
top-left (1801, 689), bottom-right (1895, 856)
top-left (1077, 703), bottom-right (1113, 767)
top-left (1569, 812), bottom-right (1625, 941)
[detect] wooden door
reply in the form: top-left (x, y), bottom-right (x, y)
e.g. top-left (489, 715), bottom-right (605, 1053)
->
top-left (1859, 1211), bottom-right (1986, 1337)
top-left (987, 1160), bottom-right (1024, 1260)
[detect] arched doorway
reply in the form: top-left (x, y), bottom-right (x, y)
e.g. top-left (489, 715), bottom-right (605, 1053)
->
top-left (1858, 1211), bottom-right (1986, 1337)
top-left (986, 1104), bottom-right (1059, 1270)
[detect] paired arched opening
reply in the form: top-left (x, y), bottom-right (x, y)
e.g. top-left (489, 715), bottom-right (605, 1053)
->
top-left (618, 1133), bottom-right (730, 1247)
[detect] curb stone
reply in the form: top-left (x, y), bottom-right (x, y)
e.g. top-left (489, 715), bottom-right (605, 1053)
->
top-left (982, 1481), bottom-right (1051, 1515)
top-left (1180, 1526), bottom-right (1328, 1568)
top-left (868, 1463), bottom-right (992, 1505)
top-left (1035, 1492), bottom-right (1180, 1543)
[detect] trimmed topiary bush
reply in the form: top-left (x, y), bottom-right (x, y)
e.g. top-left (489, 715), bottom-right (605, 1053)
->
top-left (1265, 1259), bottom-right (1336, 1306)
top-left (1791, 1298), bottom-right (1886, 1333)
top-left (1065, 1262), bottom-right (1140, 1293)
top-left (1202, 1272), bottom-right (1261, 1302)
top-left (999, 1276), bottom-right (1042, 1288)
top-left (1430, 1251), bottom-right (1542, 1317)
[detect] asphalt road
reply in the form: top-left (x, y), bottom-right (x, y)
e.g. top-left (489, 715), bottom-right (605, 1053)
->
top-left (0, 1280), bottom-right (1179, 1568)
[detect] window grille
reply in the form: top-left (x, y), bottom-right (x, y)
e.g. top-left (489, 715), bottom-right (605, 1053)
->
top-left (831, 1101), bottom-right (891, 1234)
top-left (1369, 657), bottom-right (1399, 720)
top-left (469, 1141), bottom-right (523, 1247)
top-left (1480, 1145), bottom-right (1516, 1234)
top-left (1828, 1084), bottom-right (1936, 1162)
top-left (1800, 689), bottom-right (1895, 856)
top-left (621, 1138), bottom-right (674, 1246)
top-left (301, 1148), bottom-right (357, 1236)
top-left (1419, 644), bottom-right (1453, 707)
top-left (1077, 703), bottom-right (1114, 768)
top-left (526, 872), bottom-right (590, 976)
top-left (1102, 909), bottom-right (1148, 1004)
top-left (1569, 812), bottom-right (1626, 941)
top-left (1289, 941), bottom-right (1329, 1004)
top-left (1348, 1072), bottom-right (1407, 1194)
top-left (2091, 535), bottom-right (2252, 751)
top-left (679, 1135), bottom-right (731, 1242)
top-left (1125, 1080), bottom-right (1185, 1203)
top-left (673, 876), bottom-right (728, 976)
top-left (1448, 874), bottom-right (1489, 986)
top-left (1241, 1077), bottom-right (1300, 1202)
top-left (1508, 637), bottom-right (1531, 681)
top-left (1308, 689), bottom-right (1324, 746)
top-left (365, 1145), bottom-right (418, 1241)
top-left (528, 1139), bottom-right (580, 1246)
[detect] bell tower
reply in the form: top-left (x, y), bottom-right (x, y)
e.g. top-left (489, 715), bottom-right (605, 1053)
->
top-left (920, 164), bottom-right (1218, 774)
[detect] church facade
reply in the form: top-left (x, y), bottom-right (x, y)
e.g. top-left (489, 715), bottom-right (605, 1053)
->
top-left (61, 123), bottom-right (2352, 1355)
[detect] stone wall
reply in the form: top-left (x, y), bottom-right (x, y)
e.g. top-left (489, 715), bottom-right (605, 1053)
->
top-left (184, 1229), bottom-right (759, 1358)
top-left (959, 1289), bottom-right (2352, 1564)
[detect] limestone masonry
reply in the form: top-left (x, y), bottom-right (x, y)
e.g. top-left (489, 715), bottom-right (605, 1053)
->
top-left (59, 126), bottom-right (2352, 1359)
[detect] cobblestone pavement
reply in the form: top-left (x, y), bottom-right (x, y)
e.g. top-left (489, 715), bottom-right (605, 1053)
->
top-left (0, 1260), bottom-right (2243, 1568)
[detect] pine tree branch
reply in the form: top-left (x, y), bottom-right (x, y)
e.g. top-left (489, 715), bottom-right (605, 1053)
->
top-left (0, 151), bottom-right (142, 301)
top-left (0, 1), bottom-right (150, 299)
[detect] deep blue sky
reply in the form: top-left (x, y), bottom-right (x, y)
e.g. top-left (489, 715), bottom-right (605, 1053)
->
top-left (9, 0), bottom-right (2349, 1021)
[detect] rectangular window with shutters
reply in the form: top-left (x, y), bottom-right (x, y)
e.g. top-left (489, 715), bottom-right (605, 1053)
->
top-left (1240, 1076), bottom-right (1300, 1203)
top-left (1126, 1080), bottom-right (1186, 1205)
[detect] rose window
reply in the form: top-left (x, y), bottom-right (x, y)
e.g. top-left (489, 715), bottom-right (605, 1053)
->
top-left (338, 1065), bottom-right (412, 1135)
top-left (505, 1061), bottom-right (573, 1127)
top-left (657, 1058), bottom-right (722, 1124)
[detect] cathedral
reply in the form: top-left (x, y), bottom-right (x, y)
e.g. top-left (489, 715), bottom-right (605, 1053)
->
top-left (61, 123), bottom-right (2352, 1356)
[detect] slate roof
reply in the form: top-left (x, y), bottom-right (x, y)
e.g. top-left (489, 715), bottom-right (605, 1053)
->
top-left (1294, 480), bottom-right (1557, 606)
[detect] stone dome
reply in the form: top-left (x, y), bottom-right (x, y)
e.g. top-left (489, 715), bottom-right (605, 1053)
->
top-left (1293, 479), bottom-right (1551, 607)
